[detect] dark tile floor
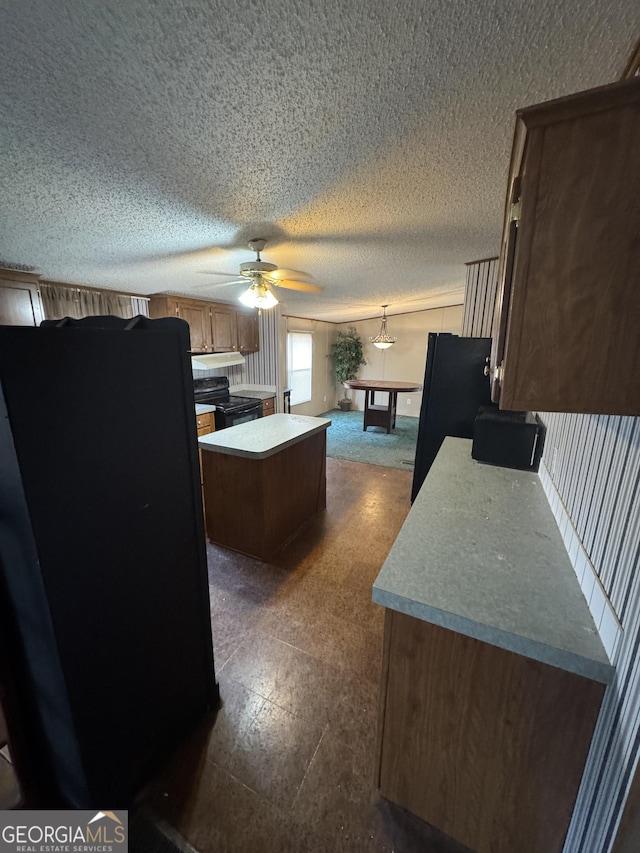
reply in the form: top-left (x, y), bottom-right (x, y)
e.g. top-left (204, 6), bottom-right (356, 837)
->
top-left (141, 458), bottom-right (473, 853)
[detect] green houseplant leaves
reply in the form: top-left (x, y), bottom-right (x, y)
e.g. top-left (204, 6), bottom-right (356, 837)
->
top-left (330, 326), bottom-right (366, 409)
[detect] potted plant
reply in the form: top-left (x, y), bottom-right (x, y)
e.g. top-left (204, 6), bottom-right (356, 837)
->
top-left (329, 325), bottom-right (366, 411)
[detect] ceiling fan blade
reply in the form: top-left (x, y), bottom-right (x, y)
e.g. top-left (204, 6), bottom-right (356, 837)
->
top-left (267, 278), bottom-right (324, 293)
top-left (270, 268), bottom-right (315, 283)
top-left (192, 278), bottom-right (247, 289)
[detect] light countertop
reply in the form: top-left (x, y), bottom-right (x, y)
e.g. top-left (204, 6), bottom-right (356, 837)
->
top-left (195, 403), bottom-right (216, 415)
top-left (198, 413), bottom-right (331, 459)
top-left (373, 437), bottom-right (614, 684)
top-left (235, 390), bottom-right (276, 401)
top-left (229, 385), bottom-right (277, 401)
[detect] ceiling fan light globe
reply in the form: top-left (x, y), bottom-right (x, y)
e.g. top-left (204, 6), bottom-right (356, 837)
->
top-left (256, 289), bottom-right (279, 309)
top-left (239, 285), bottom-right (278, 310)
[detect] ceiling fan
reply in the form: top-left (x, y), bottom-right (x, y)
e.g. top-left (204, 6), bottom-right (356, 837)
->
top-left (195, 238), bottom-right (324, 309)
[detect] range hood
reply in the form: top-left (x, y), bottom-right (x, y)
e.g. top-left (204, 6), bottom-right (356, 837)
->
top-left (190, 351), bottom-right (246, 370)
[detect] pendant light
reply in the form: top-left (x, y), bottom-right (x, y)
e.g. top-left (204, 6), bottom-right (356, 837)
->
top-left (238, 278), bottom-right (279, 310)
top-left (369, 304), bottom-right (397, 349)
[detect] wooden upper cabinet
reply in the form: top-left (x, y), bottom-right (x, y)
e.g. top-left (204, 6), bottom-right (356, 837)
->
top-left (175, 301), bottom-right (212, 353)
top-left (490, 77), bottom-right (640, 415)
top-left (148, 295), bottom-right (212, 352)
top-left (236, 309), bottom-right (260, 353)
top-left (149, 295), bottom-right (259, 355)
top-left (0, 270), bottom-right (44, 327)
top-left (210, 303), bottom-right (237, 352)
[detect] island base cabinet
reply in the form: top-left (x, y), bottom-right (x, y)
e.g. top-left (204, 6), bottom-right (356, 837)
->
top-left (377, 611), bottom-right (605, 853)
top-left (201, 431), bottom-right (326, 560)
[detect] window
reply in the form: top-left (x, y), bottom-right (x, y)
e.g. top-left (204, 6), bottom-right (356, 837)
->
top-left (287, 332), bottom-right (313, 405)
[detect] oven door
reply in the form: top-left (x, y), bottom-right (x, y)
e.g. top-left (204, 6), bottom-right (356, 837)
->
top-left (215, 400), bottom-right (263, 430)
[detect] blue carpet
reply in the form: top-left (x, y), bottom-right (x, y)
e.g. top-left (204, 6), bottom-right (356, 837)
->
top-left (319, 409), bottom-right (418, 470)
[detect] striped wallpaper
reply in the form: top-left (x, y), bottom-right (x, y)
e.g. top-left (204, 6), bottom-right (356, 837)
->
top-left (461, 257), bottom-right (499, 337)
top-left (132, 296), bottom-right (150, 316)
top-left (463, 259), bottom-right (640, 853)
top-left (243, 307), bottom-right (281, 390)
top-left (541, 412), bottom-right (640, 853)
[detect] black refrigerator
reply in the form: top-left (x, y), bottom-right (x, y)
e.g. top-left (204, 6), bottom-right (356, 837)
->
top-left (411, 333), bottom-right (492, 502)
top-left (0, 316), bottom-right (217, 808)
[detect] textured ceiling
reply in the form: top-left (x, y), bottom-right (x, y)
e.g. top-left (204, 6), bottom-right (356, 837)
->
top-left (1, 1), bottom-right (637, 321)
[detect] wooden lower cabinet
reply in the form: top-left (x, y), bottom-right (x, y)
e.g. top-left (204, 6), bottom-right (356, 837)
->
top-left (196, 413), bottom-right (215, 502)
top-left (196, 412), bottom-right (215, 436)
top-left (201, 430), bottom-right (326, 561)
top-left (261, 396), bottom-right (275, 417)
top-left (377, 610), bottom-right (605, 853)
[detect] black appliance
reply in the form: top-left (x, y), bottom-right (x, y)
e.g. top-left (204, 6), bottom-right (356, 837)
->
top-left (472, 406), bottom-right (542, 471)
top-left (193, 375), bottom-right (263, 430)
top-left (411, 333), bottom-right (492, 502)
top-left (0, 316), bottom-right (217, 808)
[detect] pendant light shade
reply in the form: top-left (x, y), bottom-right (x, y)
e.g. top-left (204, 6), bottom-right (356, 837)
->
top-left (238, 279), bottom-right (279, 310)
top-left (369, 305), bottom-right (397, 349)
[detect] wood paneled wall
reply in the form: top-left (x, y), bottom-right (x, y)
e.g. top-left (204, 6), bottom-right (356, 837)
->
top-left (463, 256), bottom-right (640, 853)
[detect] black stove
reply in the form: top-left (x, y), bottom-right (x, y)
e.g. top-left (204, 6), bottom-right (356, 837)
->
top-left (194, 376), bottom-right (263, 430)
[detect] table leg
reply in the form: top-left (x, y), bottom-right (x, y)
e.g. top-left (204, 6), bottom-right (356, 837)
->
top-left (362, 388), bottom-right (398, 433)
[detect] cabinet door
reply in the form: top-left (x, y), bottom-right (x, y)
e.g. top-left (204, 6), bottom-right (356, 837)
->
top-left (490, 216), bottom-right (519, 403)
top-left (176, 302), bottom-right (212, 353)
top-left (493, 79), bottom-right (640, 415)
top-left (196, 413), bottom-right (214, 434)
top-left (236, 309), bottom-right (260, 353)
top-left (0, 279), bottom-right (44, 326)
top-left (211, 304), bottom-right (237, 352)
top-left (262, 397), bottom-right (275, 417)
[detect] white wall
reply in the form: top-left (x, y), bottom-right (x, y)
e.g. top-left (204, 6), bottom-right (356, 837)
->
top-left (335, 305), bottom-right (463, 417)
top-left (190, 304), bottom-right (463, 418)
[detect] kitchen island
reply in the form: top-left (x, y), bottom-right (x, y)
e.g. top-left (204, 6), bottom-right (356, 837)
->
top-left (199, 413), bottom-right (331, 560)
top-left (374, 437), bottom-right (614, 853)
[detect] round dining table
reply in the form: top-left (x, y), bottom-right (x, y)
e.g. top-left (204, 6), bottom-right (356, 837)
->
top-left (343, 379), bottom-right (422, 433)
